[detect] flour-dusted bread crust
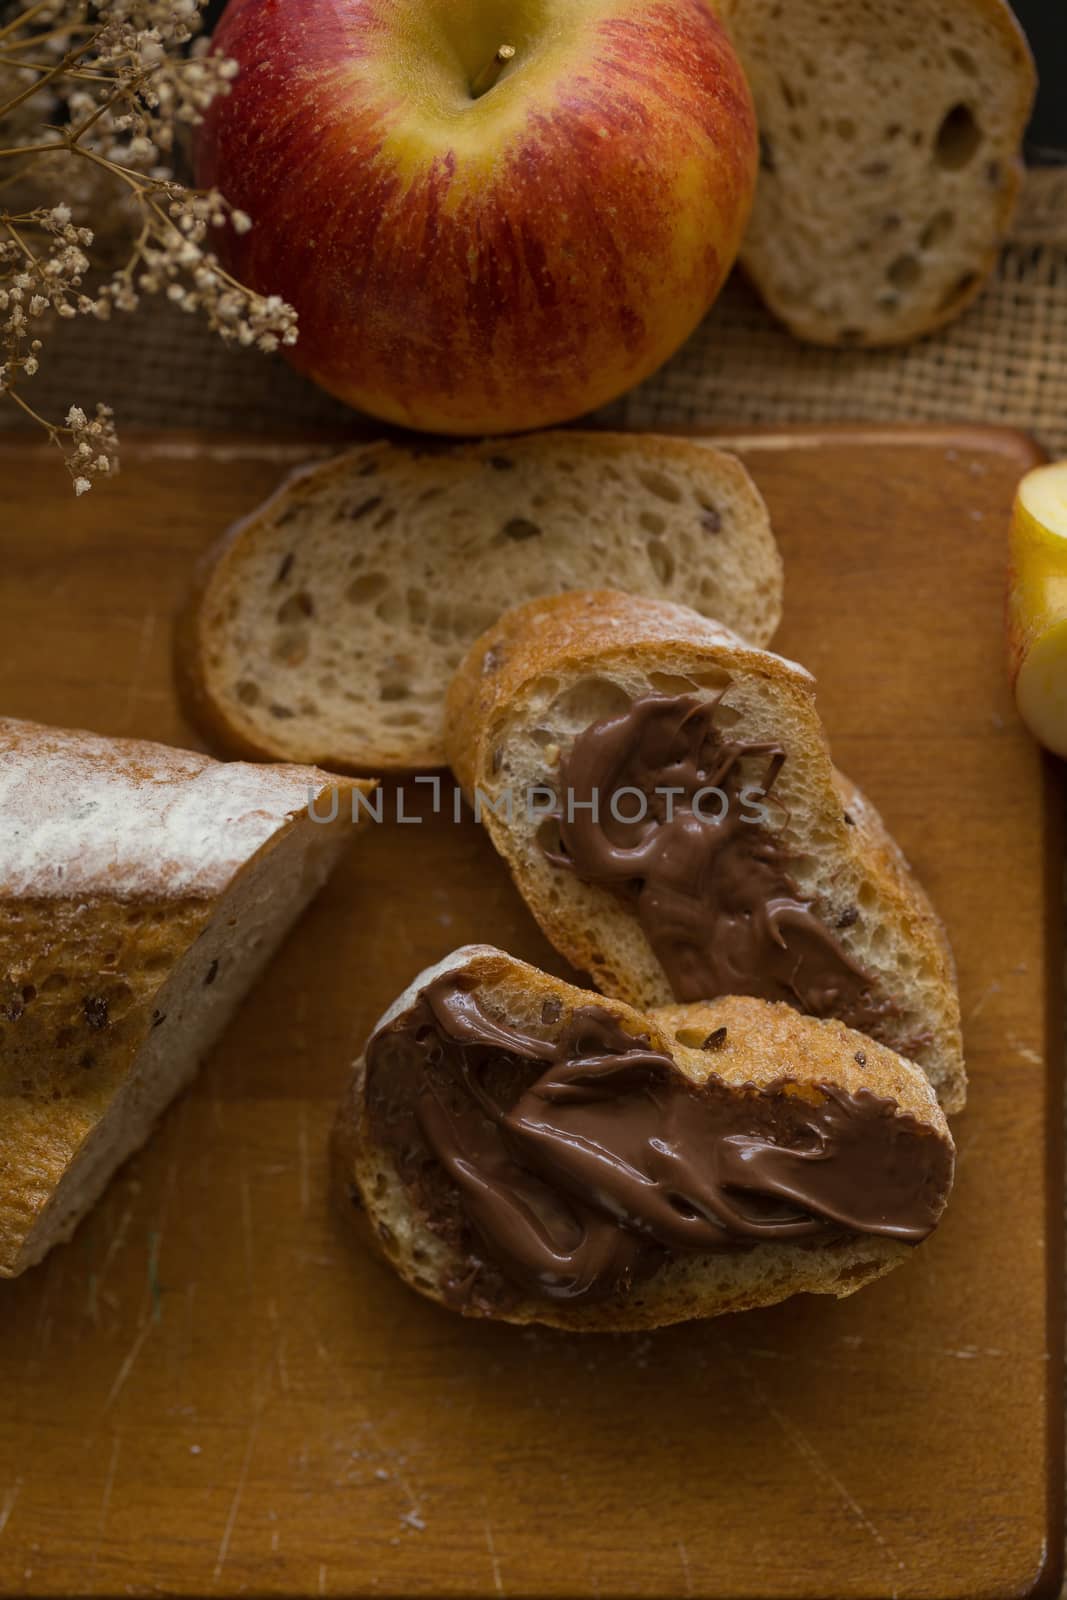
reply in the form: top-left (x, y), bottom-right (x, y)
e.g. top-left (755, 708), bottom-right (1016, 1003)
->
top-left (0, 718), bottom-right (372, 1277)
top-left (445, 591), bottom-right (965, 1112)
top-left (721, 0), bottom-right (1035, 346)
top-left (333, 945), bottom-right (954, 1330)
top-left (176, 432), bottom-right (784, 773)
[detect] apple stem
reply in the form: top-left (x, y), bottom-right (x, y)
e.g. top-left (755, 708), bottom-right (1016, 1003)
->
top-left (470, 43), bottom-right (516, 100)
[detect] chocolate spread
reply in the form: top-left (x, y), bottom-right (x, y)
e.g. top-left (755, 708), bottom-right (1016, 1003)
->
top-left (364, 975), bottom-right (953, 1308)
top-left (546, 692), bottom-right (898, 1036)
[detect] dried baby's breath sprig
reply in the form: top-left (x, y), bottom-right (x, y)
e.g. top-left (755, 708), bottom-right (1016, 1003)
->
top-left (0, 0), bottom-right (298, 491)
top-left (64, 398), bottom-right (116, 491)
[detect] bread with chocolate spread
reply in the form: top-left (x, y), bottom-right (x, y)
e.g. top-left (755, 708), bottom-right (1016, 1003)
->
top-left (445, 591), bottom-right (965, 1112)
top-left (176, 431), bottom-right (783, 772)
top-left (0, 718), bottom-right (369, 1277)
top-left (334, 945), bottom-right (955, 1329)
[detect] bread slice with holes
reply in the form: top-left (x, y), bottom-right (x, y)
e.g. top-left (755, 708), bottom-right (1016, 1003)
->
top-left (719, 0), bottom-right (1035, 345)
top-left (333, 944), bottom-right (955, 1330)
top-left (445, 591), bottom-right (965, 1111)
top-left (0, 717), bottom-right (370, 1277)
top-left (176, 432), bottom-right (783, 773)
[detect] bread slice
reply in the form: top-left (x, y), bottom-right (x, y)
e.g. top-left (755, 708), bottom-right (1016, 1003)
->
top-left (176, 432), bottom-right (784, 773)
top-left (0, 718), bottom-right (371, 1277)
top-left (445, 590), bottom-right (965, 1112)
top-left (333, 944), bottom-right (955, 1330)
top-left (720, 0), bottom-right (1036, 345)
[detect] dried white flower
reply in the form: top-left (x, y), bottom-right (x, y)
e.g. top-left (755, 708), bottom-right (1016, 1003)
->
top-left (0, 0), bottom-right (299, 493)
top-left (62, 400), bottom-right (118, 491)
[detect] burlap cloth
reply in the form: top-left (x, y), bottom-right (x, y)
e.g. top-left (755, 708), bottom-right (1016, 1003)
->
top-left (3, 162), bottom-right (1066, 1581)
top-left (1, 168), bottom-right (1065, 451)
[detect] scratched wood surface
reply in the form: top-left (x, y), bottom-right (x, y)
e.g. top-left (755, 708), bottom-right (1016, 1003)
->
top-left (0, 425), bottom-right (1061, 1600)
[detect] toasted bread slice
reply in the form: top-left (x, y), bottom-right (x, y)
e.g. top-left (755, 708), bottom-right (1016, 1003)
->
top-left (0, 718), bottom-right (370, 1277)
top-left (720, 0), bottom-right (1035, 345)
top-left (176, 432), bottom-right (783, 773)
top-left (334, 945), bottom-right (954, 1330)
top-left (445, 591), bottom-right (965, 1112)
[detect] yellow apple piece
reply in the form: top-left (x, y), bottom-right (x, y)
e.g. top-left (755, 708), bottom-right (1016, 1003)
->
top-left (1008, 460), bottom-right (1067, 757)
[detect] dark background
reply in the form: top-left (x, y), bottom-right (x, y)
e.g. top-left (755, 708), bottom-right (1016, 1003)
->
top-left (1011, 0), bottom-right (1067, 159)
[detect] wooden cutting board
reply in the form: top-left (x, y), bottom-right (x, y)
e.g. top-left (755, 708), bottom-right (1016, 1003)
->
top-left (0, 424), bottom-right (1061, 1600)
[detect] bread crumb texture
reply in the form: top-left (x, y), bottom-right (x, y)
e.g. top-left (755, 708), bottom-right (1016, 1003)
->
top-left (722, 0), bottom-right (1035, 344)
top-left (183, 433), bottom-right (783, 770)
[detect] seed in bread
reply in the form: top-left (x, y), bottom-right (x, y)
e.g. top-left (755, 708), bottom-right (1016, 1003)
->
top-left (720, 0), bottom-right (1036, 345)
top-left (0, 718), bottom-right (370, 1277)
top-left (176, 432), bottom-right (784, 773)
top-left (334, 945), bottom-right (955, 1330)
top-left (444, 590), bottom-right (965, 1112)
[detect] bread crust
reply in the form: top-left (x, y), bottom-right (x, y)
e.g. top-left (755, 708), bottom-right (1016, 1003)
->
top-left (333, 945), bottom-right (953, 1330)
top-left (175, 432), bottom-right (783, 773)
top-left (0, 717), bottom-right (371, 1276)
top-left (444, 590), bottom-right (965, 1112)
top-left (0, 716), bottom-right (364, 898)
top-left (720, 0), bottom-right (1036, 346)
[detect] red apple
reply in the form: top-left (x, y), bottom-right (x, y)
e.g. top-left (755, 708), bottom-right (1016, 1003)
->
top-left (198, 0), bottom-right (757, 435)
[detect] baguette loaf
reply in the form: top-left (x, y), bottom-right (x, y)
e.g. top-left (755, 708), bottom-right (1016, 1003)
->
top-left (0, 718), bottom-right (371, 1277)
top-left (176, 432), bottom-right (783, 773)
top-left (445, 591), bottom-right (965, 1111)
top-left (720, 0), bottom-right (1036, 345)
top-left (334, 945), bottom-right (955, 1330)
